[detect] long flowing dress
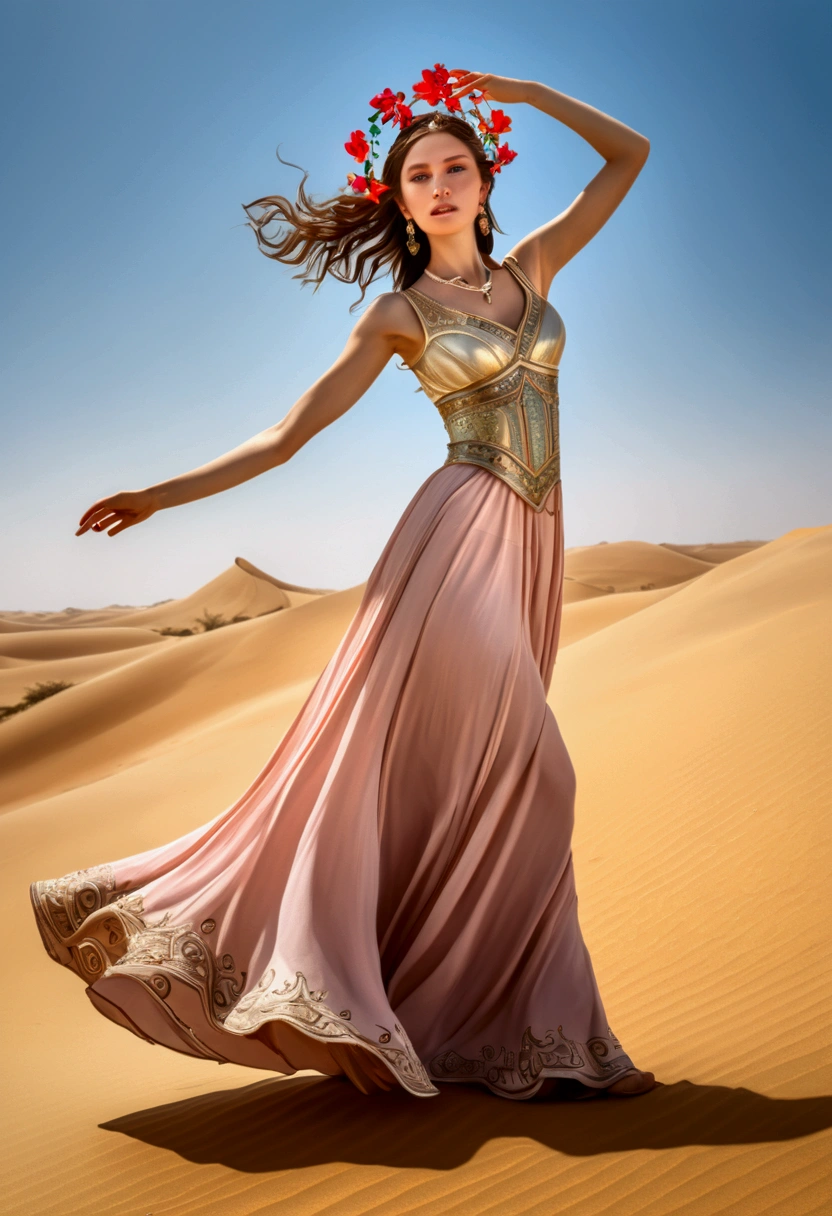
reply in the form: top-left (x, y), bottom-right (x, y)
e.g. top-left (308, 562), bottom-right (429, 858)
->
top-left (30, 255), bottom-right (639, 1100)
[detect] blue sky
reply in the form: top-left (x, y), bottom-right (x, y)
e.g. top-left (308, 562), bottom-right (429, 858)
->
top-left (2, 0), bottom-right (829, 608)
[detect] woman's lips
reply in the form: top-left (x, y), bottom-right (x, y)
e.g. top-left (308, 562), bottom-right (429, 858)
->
top-left (430, 205), bottom-right (457, 215)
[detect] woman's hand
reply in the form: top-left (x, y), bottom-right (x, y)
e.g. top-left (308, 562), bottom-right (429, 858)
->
top-left (448, 72), bottom-right (533, 107)
top-left (76, 488), bottom-right (162, 537)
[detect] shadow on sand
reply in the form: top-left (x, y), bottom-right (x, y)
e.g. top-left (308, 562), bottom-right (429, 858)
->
top-left (101, 1074), bottom-right (832, 1172)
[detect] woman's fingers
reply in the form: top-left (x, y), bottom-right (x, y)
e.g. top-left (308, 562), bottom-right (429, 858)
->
top-left (89, 512), bottom-right (138, 535)
top-left (449, 71), bottom-right (491, 103)
top-left (76, 504), bottom-right (139, 536)
top-left (76, 489), bottom-right (158, 537)
top-left (77, 509), bottom-right (118, 535)
top-left (104, 517), bottom-right (135, 536)
top-left (78, 495), bottom-right (124, 526)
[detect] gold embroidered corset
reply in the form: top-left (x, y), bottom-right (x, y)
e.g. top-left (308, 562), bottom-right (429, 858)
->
top-left (402, 254), bottom-right (566, 511)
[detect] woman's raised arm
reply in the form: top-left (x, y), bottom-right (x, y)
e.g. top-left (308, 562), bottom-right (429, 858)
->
top-left (76, 294), bottom-right (417, 537)
top-left (450, 73), bottom-right (650, 295)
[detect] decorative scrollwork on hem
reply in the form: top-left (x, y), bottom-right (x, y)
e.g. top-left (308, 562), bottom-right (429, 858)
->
top-left (31, 865), bottom-right (439, 1099)
top-left (105, 914), bottom-right (248, 1024)
top-left (429, 1023), bottom-right (636, 1098)
top-left (31, 864), bottom-right (124, 981)
top-left (224, 969), bottom-right (439, 1098)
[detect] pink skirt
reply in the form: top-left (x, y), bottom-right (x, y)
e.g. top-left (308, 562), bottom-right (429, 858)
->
top-left (31, 463), bottom-right (637, 1100)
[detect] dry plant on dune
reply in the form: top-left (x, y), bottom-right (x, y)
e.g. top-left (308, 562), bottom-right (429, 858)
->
top-left (0, 680), bottom-right (75, 722)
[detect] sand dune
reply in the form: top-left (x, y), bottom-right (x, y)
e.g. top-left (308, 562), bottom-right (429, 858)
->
top-left (563, 539), bottom-right (715, 591)
top-left (559, 577), bottom-right (699, 647)
top-left (561, 577), bottom-right (612, 605)
top-left (0, 646), bottom-right (178, 708)
top-left (0, 606), bottom-right (153, 629)
top-left (105, 557), bottom-right (331, 630)
top-left (0, 586), bottom-right (364, 814)
top-left (1, 528), bottom-right (830, 1215)
top-left (0, 625), bottom-right (167, 662)
top-left (0, 558), bottom-right (331, 636)
top-left (661, 540), bottom-right (767, 564)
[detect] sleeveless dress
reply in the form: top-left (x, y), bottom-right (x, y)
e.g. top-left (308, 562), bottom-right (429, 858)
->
top-left (30, 256), bottom-right (639, 1101)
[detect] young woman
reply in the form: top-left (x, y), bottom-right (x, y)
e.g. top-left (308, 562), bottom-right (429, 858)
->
top-left (31, 71), bottom-right (657, 1102)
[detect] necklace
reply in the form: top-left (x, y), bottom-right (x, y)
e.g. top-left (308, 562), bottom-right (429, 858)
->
top-left (423, 258), bottom-right (493, 305)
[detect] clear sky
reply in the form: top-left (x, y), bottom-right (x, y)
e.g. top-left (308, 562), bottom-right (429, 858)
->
top-left (2, 0), bottom-right (829, 609)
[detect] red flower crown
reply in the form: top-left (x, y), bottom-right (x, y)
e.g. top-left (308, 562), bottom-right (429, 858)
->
top-left (344, 64), bottom-right (518, 204)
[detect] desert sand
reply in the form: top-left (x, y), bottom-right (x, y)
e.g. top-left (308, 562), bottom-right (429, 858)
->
top-left (1, 529), bottom-right (830, 1215)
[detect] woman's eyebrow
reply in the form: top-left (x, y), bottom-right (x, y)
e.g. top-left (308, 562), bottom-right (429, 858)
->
top-left (406, 155), bottom-right (469, 171)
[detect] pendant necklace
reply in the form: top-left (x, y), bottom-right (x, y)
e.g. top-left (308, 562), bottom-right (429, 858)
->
top-left (423, 257), bottom-right (493, 305)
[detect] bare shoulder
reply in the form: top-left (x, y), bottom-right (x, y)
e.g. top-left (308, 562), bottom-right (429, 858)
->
top-left (502, 243), bottom-right (551, 298)
top-left (359, 291), bottom-right (421, 333)
top-left (353, 291), bottom-right (424, 361)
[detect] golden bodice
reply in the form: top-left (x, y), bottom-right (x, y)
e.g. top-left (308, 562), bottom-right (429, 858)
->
top-left (402, 254), bottom-right (566, 511)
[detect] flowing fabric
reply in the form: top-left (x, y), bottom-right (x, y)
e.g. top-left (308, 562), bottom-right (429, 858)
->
top-left (31, 257), bottom-right (639, 1099)
top-left (31, 465), bottom-right (637, 1099)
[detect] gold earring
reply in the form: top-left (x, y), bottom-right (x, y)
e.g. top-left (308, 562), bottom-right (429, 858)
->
top-left (478, 208), bottom-right (490, 236)
top-left (405, 218), bottom-right (420, 256)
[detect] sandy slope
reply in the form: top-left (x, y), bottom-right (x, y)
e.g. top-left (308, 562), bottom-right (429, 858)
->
top-left (558, 578), bottom-right (699, 647)
top-left (0, 646), bottom-right (178, 708)
top-left (0, 557), bottom-right (331, 635)
top-left (0, 606), bottom-right (154, 629)
top-left (1, 529), bottom-right (830, 1215)
top-left (103, 557), bottom-right (331, 629)
top-left (564, 539), bottom-right (716, 591)
top-left (661, 540), bottom-right (768, 564)
top-left (0, 626), bottom-right (166, 662)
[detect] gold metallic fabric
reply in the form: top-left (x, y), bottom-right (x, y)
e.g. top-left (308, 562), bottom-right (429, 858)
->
top-left (403, 254), bottom-right (566, 511)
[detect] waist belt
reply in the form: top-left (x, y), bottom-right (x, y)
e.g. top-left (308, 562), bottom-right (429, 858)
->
top-left (436, 365), bottom-right (561, 512)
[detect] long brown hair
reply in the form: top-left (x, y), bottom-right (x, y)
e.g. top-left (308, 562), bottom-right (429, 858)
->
top-left (243, 111), bottom-right (504, 310)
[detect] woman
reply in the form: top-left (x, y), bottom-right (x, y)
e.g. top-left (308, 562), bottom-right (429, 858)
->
top-left (31, 71), bottom-right (656, 1102)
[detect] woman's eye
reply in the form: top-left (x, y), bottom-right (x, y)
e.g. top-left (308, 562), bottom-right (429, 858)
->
top-left (449, 164), bottom-right (465, 173)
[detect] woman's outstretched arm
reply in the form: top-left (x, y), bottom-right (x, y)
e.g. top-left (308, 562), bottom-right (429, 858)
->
top-left (450, 72), bottom-right (650, 294)
top-left (76, 294), bottom-right (419, 537)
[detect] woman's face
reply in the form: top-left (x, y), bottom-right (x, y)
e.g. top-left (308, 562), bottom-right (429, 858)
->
top-left (397, 132), bottom-right (489, 237)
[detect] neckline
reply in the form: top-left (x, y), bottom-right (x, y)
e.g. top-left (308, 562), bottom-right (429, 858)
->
top-left (405, 257), bottom-right (534, 340)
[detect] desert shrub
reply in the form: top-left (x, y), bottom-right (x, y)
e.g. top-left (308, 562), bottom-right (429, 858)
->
top-left (0, 680), bottom-right (75, 722)
top-left (195, 609), bottom-right (229, 631)
top-left (153, 610), bottom-right (267, 637)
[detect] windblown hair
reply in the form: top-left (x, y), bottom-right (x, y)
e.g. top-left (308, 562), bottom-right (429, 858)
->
top-left (243, 111), bottom-right (504, 310)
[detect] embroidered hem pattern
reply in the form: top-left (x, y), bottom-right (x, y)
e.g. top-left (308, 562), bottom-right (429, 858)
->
top-left (30, 864), bottom-right (634, 1102)
top-left (428, 1024), bottom-right (637, 1099)
top-left (29, 864), bottom-right (438, 1098)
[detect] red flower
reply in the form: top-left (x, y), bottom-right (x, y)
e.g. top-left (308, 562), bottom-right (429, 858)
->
top-left (412, 62), bottom-right (460, 111)
top-left (412, 64), bottom-right (449, 106)
top-left (370, 88), bottom-right (412, 128)
top-left (347, 173), bottom-right (390, 204)
top-left (370, 87), bottom-right (398, 118)
top-left (486, 108), bottom-right (512, 135)
top-left (344, 130), bottom-right (370, 163)
top-left (490, 143), bottom-right (518, 173)
top-left (366, 179), bottom-right (390, 203)
top-left (395, 101), bottom-right (413, 127)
